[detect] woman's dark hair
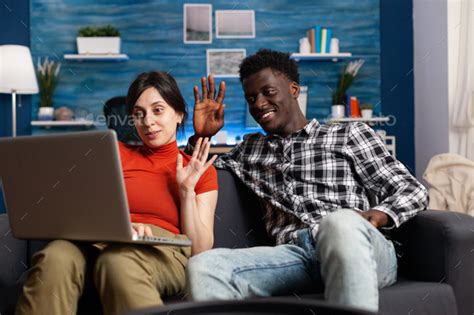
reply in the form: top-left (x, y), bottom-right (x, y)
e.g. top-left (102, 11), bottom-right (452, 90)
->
top-left (126, 71), bottom-right (188, 133)
top-left (239, 49), bottom-right (299, 84)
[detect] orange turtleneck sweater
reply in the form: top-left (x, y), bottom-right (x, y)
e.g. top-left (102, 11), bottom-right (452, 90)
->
top-left (118, 140), bottom-right (218, 234)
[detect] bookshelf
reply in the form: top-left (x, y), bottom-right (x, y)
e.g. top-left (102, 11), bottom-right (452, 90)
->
top-left (325, 117), bottom-right (390, 123)
top-left (31, 120), bottom-right (96, 128)
top-left (63, 54), bottom-right (129, 61)
top-left (290, 52), bottom-right (352, 62)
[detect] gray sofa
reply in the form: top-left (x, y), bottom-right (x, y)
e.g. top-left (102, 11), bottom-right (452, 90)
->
top-left (1, 170), bottom-right (473, 314)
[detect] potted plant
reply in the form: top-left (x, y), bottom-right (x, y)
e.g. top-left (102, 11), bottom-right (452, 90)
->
top-left (360, 103), bottom-right (373, 119)
top-left (36, 57), bottom-right (61, 120)
top-left (76, 24), bottom-right (121, 54)
top-left (331, 59), bottom-right (364, 118)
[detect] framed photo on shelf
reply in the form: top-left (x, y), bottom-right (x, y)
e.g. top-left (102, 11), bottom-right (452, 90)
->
top-left (206, 49), bottom-right (246, 78)
top-left (183, 4), bottom-right (212, 44)
top-left (215, 10), bottom-right (255, 39)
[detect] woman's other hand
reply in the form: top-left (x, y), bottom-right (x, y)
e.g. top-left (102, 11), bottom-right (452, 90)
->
top-left (176, 137), bottom-right (217, 193)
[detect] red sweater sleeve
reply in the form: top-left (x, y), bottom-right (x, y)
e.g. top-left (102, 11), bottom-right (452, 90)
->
top-left (195, 165), bottom-right (218, 195)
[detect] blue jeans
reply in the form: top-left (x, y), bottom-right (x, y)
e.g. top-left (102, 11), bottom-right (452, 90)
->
top-left (187, 209), bottom-right (398, 312)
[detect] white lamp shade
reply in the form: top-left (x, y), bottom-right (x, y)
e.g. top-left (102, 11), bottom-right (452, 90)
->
top-left (0, 45), bottom-right (39, 94)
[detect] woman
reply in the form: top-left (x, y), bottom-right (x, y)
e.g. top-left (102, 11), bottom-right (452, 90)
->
top-left (16, 71), bottom-right (219, 315)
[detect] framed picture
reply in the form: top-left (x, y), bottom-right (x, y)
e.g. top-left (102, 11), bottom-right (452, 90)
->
top-left (206, 49), bottom-right (246, 78)
top-left (183, 4), bottom-right (212, 44)
top-left (215, 10), bottom-right (256, 39)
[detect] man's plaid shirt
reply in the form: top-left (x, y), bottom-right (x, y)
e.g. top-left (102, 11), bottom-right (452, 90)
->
top-left (212, 119), bottom-right (428, 245)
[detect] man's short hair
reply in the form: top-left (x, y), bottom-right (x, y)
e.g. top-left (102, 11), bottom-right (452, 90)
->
top-left (239, 49), bottom-right (300, 84)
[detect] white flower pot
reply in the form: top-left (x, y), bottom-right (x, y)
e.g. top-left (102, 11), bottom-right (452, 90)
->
top-left (361, 109), bottom-right (373, 119)
top-left (331, 105), bottom-right (345, 119)
top-left (38, 107), bottom-right (54, 121)
top-left (76, 37), bottom-right (121, 54)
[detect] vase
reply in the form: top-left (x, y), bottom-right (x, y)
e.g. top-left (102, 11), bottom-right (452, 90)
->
top-left (76, 37), bottom-right (121, 54)
top-left (38, 107), bottom-right (54, 121)
top-left (361, 109), bottom-right (373, 119)
top-left (331, 105), bottom-right (345, 119)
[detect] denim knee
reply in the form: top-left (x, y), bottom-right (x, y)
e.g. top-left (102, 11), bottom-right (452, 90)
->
top-left (187, 248), bottom-right (233, 278)
top-left (316, 210), bottom-right (370, 258)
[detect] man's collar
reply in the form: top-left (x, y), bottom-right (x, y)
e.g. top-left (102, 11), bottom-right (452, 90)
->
top-left (267, 119), bottom-right (320, 140)
top-left (302, 119), bottom-right (320, 137)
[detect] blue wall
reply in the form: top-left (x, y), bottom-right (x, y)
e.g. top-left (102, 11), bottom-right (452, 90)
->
top-left (0, 0), bottom-right (31, 214)
top-left (30, 0), bottom-right (381, 144)
top-left (0, 0), bottom-right (32, 137)
top-left (0, 0), bottom-right (416, 213)
top-left (380, 0), bottom-right (415, 173)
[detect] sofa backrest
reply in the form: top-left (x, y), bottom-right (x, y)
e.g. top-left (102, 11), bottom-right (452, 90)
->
top-left (214, 170), bottom-right (272, 248)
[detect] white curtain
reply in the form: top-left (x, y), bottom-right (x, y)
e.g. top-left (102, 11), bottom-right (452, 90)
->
top-left (451, 0), bottom-right (474, 160)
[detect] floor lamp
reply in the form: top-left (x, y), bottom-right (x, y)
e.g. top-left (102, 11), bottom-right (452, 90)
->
top-left (0, 45), bottom-right (38, 137)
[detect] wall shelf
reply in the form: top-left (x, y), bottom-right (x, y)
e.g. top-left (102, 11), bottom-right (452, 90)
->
top-left (325, 116), bottom-right (390, 123)
top-left (63, 54), bottom-right (129, 61)
top-left (31, 120), bottom-right (96, 128)
top-left (290, 52), bottom-right (352, 62)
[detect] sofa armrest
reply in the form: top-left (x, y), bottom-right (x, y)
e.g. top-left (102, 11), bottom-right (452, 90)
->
top-left (391, 210), bottom-right (474, 315)
top-left (0, 213), bottom-right (28, 287)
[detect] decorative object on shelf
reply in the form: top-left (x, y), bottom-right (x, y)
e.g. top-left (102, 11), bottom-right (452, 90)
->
top-left (38, 107), bottom-right (54, 121)
top-left (184, 4), bottom-right (212, 44)
top-left (54, 106), bottom-right (74, 121)
top-left (330, 38), bottom-right (339, 54)
top-left (36, 57), bottom-right (61, 121)
top-left (332, 59), bottom-right (365, 106)
top-left (76, 24), bottom-right (121, 54)
top-left (349, 96), bottom-right (361, 118)
top-left (360, 103), bottom-right (373, 119)
top-left (207, 49), bottom-right (246, 78)
top-left (299, 38), bottom-right (311, 54)
top-left (0, 45), bottom-right (39, 137)
top-left (215, 131), bottom-right (228, 145)
top-left (297, 86), bottom-right (308, 117)
top-left (215, 10), bottom-right (255, 39)
top-left (74, 106), bottom-right (94, 121)
top-left (331, 104), bottom-right (345, 119)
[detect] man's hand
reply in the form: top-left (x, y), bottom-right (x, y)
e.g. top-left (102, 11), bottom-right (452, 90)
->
top-left (193, 74), bottom-right (226, 139)
top-left (358, 209), bottom-right (392, 228)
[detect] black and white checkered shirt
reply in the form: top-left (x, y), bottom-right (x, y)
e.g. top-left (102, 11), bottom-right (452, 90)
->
top-left (212, 119), bottom-right (428, 245)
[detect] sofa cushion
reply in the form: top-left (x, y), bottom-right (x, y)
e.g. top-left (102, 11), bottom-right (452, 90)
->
top-left (214, 170), bottom-right (271, 248)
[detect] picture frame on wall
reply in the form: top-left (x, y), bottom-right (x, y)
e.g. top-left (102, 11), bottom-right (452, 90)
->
top-left (215, 10), bottom-right (256, 39)
top-left (206, 49), bottom-right (246, 78)
top-left (183, 4), bottom-right (212, 44)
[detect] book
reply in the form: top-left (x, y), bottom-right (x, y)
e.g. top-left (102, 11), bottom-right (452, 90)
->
top-left (321, 28), bottom-right (327, 54)
top-left (315, 25), bottom-right (321, 53)
top-left (307, 28), bottom-right (315, 53)
top-left (326, 28), bottom-right (332, 53)
top-left (345, 94), bottom-right (351, 117)
top-left (350, 96), bottom-right (361, 117)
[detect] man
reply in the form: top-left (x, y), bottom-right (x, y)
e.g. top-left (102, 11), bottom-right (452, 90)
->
top-left (186, 49), bottom-right (428, 312)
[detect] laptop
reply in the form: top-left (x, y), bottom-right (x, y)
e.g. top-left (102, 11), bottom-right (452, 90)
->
top-left (0, 130), bottom-right (191, 247)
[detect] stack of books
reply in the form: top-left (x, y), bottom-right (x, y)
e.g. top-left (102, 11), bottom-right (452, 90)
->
top-left (307, 26), bottom-right (332, 53)
top-left (344, 95), bottom-right (361, 118)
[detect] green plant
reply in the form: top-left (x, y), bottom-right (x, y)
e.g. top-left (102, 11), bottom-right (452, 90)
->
top-left (332, 59), bottom-right (365, 105)
top-left (360, 103), bottom-right (373, 110)
top-left (78, 24), bottom-right (120, 37)
top-left (36, 57), bottom-right (61, 108)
